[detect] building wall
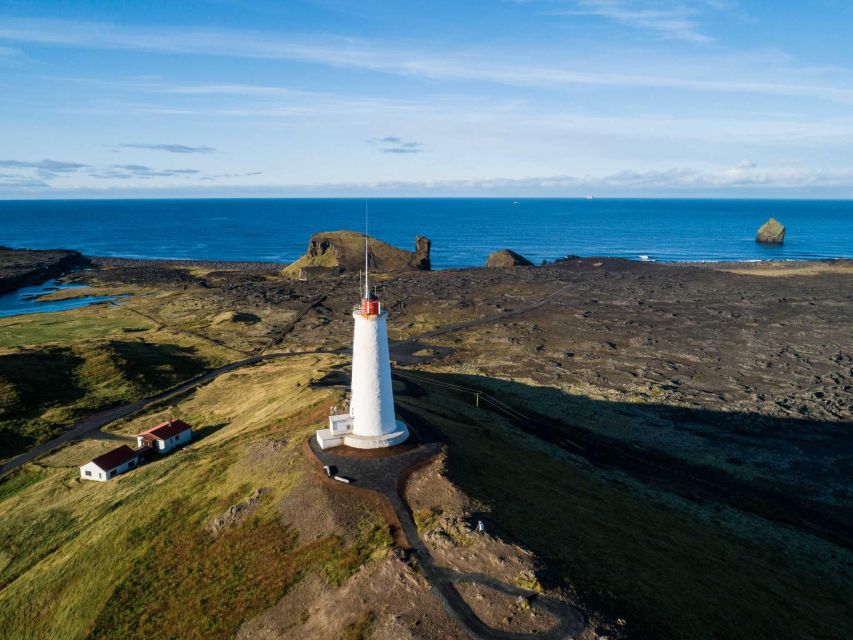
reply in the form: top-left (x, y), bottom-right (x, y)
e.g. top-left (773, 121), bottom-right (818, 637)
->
top-left (80, 457), bottom-right (138, 481)
top-left (156, 429), bottom-right (192, 454)
top-left (80, 462), bottom-right (107, 481)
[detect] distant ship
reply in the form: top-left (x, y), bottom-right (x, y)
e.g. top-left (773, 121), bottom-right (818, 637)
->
top-left (585, 195), bottom-right (594, 200)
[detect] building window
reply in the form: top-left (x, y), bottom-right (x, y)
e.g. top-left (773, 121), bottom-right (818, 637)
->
top-left (84, 470), bottom-right (91, 477)
top-left (109, 470), bottom-right (116, 478)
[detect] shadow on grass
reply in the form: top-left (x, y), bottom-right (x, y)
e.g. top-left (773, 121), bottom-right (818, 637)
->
top-left (191, 422), bottom-right (228, 443)
top-left (108, 340), bottom-right (208, 393)
top-left (395, 369), bottom-right (853, 640)
top-left (0, 348), bottom-right (87, 459)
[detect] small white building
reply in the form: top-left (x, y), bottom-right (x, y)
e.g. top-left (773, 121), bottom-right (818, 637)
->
top-left (136, 419), bottom-right (192, 454)
top-left (80, 445), bottom-right (140, 482)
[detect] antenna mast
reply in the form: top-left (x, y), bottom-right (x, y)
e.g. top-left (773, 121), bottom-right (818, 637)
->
top-left (364, 200), bottom-right (369, 298)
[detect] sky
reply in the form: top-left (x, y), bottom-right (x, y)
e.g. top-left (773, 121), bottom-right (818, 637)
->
top-left (1, 0), bottom-right (853, 198)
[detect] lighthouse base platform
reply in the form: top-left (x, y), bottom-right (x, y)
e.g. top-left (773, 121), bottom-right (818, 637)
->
top-left (316, 415), bottom-right (409, 450)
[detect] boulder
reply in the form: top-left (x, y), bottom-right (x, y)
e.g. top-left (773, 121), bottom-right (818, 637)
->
top-left (756, 218), bottom-right (785, 244)
top-left (283, 231), bottom-right (431, 278)
top-left (485, 249), bottom-right (533, 268)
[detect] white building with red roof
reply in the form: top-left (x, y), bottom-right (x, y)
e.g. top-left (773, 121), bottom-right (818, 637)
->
top-left (136, 419), bottom-right (193, 454)
top-left (80, 445), bottom-right (140, 481)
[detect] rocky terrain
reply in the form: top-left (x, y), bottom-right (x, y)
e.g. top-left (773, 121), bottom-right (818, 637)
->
top-left (0, 246), bottom-right (87, 294)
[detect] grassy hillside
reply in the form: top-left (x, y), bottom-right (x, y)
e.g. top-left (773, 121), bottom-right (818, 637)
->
top-left (397, 373), bottom-right (853, 640)
top-left (0, 356), bottom-right (390, 640)
top-left (0, 291), bottom-right (242, 463)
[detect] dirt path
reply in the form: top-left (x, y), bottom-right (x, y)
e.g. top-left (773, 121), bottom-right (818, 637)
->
top-left (308, 409), bottom-right (586, 640)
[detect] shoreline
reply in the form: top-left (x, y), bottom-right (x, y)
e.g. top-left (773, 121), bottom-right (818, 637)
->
top-left (85, 254), bottom-right (853, 272)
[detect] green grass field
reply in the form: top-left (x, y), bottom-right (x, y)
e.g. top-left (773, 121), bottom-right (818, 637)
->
top-left (0, 306), bottom-right (152, 349)
top-left (0, 356), bottom-right (389, 640)
top-left (0, 294), bottom-right (242, 463)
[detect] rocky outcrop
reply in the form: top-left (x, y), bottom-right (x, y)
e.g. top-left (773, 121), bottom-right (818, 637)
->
top-left (205, 487), bottom-right (270, 537)
top-left (283, 231), bottom-right (431, 278)
top-left (485, 249), bottom-right (533, 268)
top-left (0, 247), bottom-right (88, 294)
top-left (756, 218), bottom-right (785, 244)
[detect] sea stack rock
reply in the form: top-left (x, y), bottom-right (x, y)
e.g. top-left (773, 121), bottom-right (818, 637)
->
top-left (485, 249), bottom-right (533, 267)
top-left (756, 218), bottom-right (785, 244)
top-left (283, 230), bottom-right (431, 279)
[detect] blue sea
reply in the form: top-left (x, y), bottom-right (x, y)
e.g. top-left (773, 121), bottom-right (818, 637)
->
top-left (1, 198), bottom-right (851, 268)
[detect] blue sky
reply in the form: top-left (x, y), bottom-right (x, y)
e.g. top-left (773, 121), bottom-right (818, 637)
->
top-left (1, 0), bottom-right (853, 198)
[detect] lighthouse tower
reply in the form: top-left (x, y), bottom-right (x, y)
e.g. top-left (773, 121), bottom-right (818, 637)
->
top-left (315, 237), bottom-right (409, 450)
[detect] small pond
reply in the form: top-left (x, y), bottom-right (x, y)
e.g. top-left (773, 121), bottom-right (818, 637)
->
top-left (0, 279), bottom-right (124, 318)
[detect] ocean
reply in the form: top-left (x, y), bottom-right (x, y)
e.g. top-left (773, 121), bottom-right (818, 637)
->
top-left (1, 198), bottom-right (851, 269)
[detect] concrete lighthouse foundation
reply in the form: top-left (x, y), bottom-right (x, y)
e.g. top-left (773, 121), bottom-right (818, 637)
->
top-left (316, 294), bottom-right (409, 450)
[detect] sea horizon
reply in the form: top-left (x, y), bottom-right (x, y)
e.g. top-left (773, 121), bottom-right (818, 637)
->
top-left (3, 197), bottom-right (852, 268)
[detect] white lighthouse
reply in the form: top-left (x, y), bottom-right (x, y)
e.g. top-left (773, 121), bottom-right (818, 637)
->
top-left (316, 238), bottom-right (409, 450)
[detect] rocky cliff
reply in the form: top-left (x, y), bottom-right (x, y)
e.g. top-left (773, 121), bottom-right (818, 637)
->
top-left (283, 231), bottom-right (431, 278)
top-left (0, 247), bottom-right (88, 294)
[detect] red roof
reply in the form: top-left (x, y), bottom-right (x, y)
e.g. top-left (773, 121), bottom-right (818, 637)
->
top-left (89, 445), bottom-right (139, 471)
top-left (138, 419), bottom-right (192, 441)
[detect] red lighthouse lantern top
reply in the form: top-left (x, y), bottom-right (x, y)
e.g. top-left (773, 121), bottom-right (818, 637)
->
top-left (360, 293), bottom-right (381, 316)
top-left (358, 229), bottom-right (382, 316)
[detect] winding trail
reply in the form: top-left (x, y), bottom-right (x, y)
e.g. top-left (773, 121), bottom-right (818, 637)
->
top-left (308, 409), bottom-right (586, 640)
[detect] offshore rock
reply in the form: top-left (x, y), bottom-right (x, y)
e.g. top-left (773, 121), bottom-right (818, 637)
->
top-left (485, 249), bottom-right (533, 267)
top-left (283, 231), bottom-right (431, 279)
top-left (756, 218), bottom-right (786, 244)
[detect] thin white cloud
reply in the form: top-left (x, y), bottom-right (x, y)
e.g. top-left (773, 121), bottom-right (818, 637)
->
top-left (0, 45), bottom-right (28, 65)
top-left (7, 161), bottom-right (852, 196)
top-left (368, 136), bottom-right (425, 154)
top-left (116, 143), bottom-right (216, 154)
top-left (3, 18), bottom-right (853, 103)
top-left (547, 0), bottom-right (725, 43)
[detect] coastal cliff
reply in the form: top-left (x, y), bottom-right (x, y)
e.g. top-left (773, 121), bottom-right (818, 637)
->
top-left (283, 231), bottom-right (431, 279)
top-left (0, 247), bottom-right (88, 294)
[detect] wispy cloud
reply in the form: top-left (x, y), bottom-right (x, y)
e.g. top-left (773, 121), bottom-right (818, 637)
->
top-left (368, 136), bottom-right (424, 154)
top-left (0, 177), bottom-right (50, 189)
top-left (199, 171), bottom-right (263, 181)
top-left (91, 164), bottom-right (201, 179)
top-left (3, 18), bottom-right (853, 103)
top-left (262, 161), bottom-right (853, 193)
top-left (0, 45), bottom-right (28, 65)
top-left (116, 143), bottom-right (215, 154)
top-left (546, 0), bottom-right (731, 43)
top-left (5, 161), bottom-right (853, 197)
top-left (0, 158), bottom-right (204, 184)
top-left (0, 158), bottom-right (88, 178)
